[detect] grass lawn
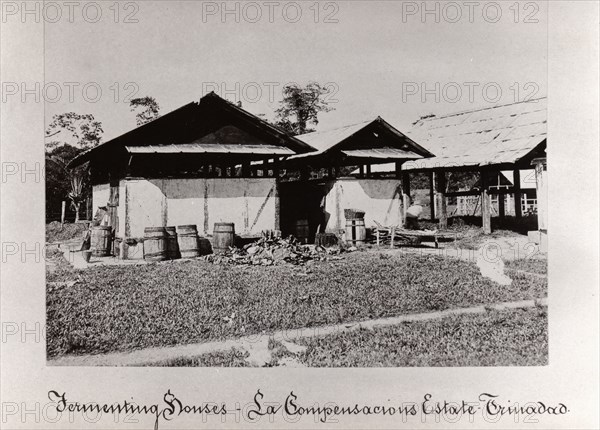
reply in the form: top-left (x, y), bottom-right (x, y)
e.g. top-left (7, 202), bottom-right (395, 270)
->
top-left (293, 307), bottom-right (548, 367)
top-left (46, 252), bottom-right (547, 359)
top-left (505, 258), bottom-right (547, 275)
top-left (143, 307), bottom-right (548, 367)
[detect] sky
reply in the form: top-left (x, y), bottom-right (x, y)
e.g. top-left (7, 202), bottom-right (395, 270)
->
top-left (44, 0), bottom-right (548, 142)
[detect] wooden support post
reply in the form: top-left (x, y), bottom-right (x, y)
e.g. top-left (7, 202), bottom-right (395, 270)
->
top-left (401, 172), bottom-right (410, 227)
top-left (366, 164), bottom-right (371, 177)
top-left (436, 170), bottom-right (447, 229)
top-left (86, 197), bottom-right (91, 221)
top-left (429, 171), bottom-right (435, 221)
top-left (513, 168), bottom-right (522, 218)
top-left (359, 165), bottom-right (364, 178)
top-left (273, 158), bottom-right (280, 179)
top-left (61, 201), bottom-right (66, 225)
top-left (395, 162), bottom-right (402, 179)
top-left (480, 170), bottom-right (492, 234)
top-left (498, 190), bottom-right (505, 220)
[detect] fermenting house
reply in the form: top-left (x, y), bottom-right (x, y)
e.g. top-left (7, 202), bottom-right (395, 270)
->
top-left (401, 97), bottom-right (547, 244)
top-left (280, 117), bottom-right (434, 241)
top-left (68, 92), bottom-right (313, 258)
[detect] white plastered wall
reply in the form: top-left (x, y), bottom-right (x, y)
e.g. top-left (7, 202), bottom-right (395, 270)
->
top-left (323, 179), bottom-right (404, 232)
top-left (122, 177), bottom-right (278, 239)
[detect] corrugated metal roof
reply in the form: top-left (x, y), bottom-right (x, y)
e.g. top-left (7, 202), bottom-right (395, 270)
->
top-left (295, 119), bottom-right (375, 154)
top-left (288, 117), bottom-right (432, 162)
top-left (403, 97), bottom-right (547, 170)
top-left (342, 148), bottom-right (422, 159)
top-left (125, 143), bottom-right (294, 155)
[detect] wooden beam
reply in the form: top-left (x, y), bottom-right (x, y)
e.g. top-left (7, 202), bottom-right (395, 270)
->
top-left (429, 171), bottom-right (435, 221)
top-left (401, 172), bottom-right (410, 227)
top-left (498, 173), bottom-right (506, 220)
top-left (436, 170), bottom-right (447, 229)
top-left (480, 170), bottom-right (492, 234)
top-left (513, 168), bottom-right (522, 218)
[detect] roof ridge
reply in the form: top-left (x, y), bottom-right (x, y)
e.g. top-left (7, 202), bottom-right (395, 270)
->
top-left (297, 117), bottom-right (378, 137)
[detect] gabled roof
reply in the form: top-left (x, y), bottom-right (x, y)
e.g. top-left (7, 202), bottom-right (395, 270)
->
top-left (296, 119), bottom-right (374, 154)
top-left (403, 97), bottom-right (547, 170)
top-left (288, 116), bottom-right (434, 162)
top-left (69, 92), bottom-right (312, 168)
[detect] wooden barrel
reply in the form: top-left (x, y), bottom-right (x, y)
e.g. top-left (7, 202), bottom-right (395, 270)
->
top-left (143, 227), bottom-right (167, 261)
top-left (212, 223), bottom-right (235, 254)
top-left (90, 226), bottom-right (112, 257)
top-left (176, 225), bottom-right (199, 258)
top-left (294, 219), bottom-right (310, 244)
top-left (165, 226), bottom-right (179, 260)
top-left (345, 219), bottom-right (366, 246)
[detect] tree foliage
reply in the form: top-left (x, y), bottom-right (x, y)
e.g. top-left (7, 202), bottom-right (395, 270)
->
top-left (45, 113), bottom-right (103, 222)
top-left (46, 145), bottom-right (90, 222)
top-left (45, 113), bottom-right (103, 151)
top-left (274, 82), bottom-right (334, 135)
top-left (130, 96), bottom-right (161, 126)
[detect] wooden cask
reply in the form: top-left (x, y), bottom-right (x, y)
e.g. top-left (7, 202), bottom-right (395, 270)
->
top-left (212, 223), bottom-right (235, 254)
top-left (345, 219), bottom-right (366, 246)
top-left (143, 227), bottom-right (167, 261)
top-left (176, 225), bottom-right (200, 258)
top-left (90, 226), bottom-right (112, 257)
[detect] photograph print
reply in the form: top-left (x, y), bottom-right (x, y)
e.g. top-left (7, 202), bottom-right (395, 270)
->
top-left (44, 0), bottom-right (548, 368)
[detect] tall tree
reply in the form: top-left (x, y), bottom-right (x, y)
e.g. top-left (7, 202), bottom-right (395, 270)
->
top-left (130, 96), bottom-right (161, 126)
top-left (45, 113), bottom-right (103, 222)
top-left (45, 113), bottom-right (103, 151)
top-left (274, 82), bottom-right (335, 135)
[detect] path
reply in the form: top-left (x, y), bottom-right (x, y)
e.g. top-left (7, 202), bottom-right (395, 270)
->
top-left (48, 297), bottom-right (547, 367)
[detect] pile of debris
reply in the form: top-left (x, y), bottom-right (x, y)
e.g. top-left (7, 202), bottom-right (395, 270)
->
top-left (202, 232), bottom-right (351, 266)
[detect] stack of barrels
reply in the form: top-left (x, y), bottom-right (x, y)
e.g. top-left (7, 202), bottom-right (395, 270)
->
top-left (142, 222), bottom-right (236, 261)
top-left (344, 208), bottom-right (366, 247)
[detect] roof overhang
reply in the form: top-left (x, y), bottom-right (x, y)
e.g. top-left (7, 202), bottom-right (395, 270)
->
top-left (125, 144), bottom-right (294, 156)
top-left (341, 147), bottom-right (423, 160)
